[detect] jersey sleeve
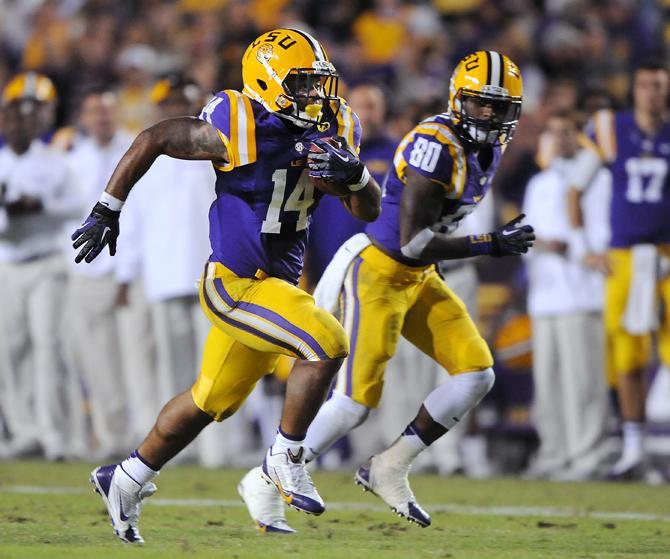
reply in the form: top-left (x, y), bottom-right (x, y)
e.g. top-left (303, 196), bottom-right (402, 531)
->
top-left (335, 99), bottom-right (362, 153)
top-left (198, 90), bottom-right (257, 172)
top-left (394, 122), bottom-right (465, 199)
top-left (584, 109), bottom-right (616, 163)
top-left (569, 146), bottom-right (604, 192)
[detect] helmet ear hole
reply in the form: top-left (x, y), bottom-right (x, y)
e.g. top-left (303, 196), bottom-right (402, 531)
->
top-left (256, 79), bottom-right (268, 91)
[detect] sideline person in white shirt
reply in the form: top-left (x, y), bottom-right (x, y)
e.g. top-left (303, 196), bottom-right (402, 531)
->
top-left (63, 88), bottom-right (137, 458)
top-left (0, 93), bottom-right (80, 459)
top-left (114, 77), bottom-right (223, 464)
top-left (523, 110), bottom-right (610, 480)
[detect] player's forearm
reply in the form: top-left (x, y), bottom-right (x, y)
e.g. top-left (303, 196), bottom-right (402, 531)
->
top-left (420, 234), bottom-right (473, 261)
top-left (343, 176), bottom-right (382, 222)
top-left (405, 217), bottom-right (534, 261)
top-left (567, 187), bottom-right (584, 228)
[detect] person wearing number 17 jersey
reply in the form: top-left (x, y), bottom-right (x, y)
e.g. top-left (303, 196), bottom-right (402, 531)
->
top-left (241, 50), bottom-right (534, 531)
top-left (71, 28), bottom-right (381, 542)
top-left (568, 60), bottom-right (670, 481)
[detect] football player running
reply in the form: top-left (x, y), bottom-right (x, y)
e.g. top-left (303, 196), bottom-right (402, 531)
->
top-left (72, 28), bottom-right (381, 542)
top-left (241, 51), bottom-right (533, 530)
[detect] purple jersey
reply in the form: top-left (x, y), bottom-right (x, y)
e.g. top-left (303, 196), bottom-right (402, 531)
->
top-left (588, 110), bottom-right (670, 247)
top-left (366, 114), bottom-right (502, 262)
top-left (307, 134), bottom-right (397, 280)
top-left (199, 90), bottom-right (361, 284)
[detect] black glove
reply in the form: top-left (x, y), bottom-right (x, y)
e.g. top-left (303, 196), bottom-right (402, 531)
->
top-left (71, 202), bottom-right (120, 263)
top-left (491, 213), bottom-right (535, 257)
top-left (307, 135), bottom-right (365, 185)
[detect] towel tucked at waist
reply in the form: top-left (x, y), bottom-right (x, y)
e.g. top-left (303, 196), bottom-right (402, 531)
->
top-left (313, 233), bottom-right (371, 313)
top-left (623, 244), bottom-right (659, 334)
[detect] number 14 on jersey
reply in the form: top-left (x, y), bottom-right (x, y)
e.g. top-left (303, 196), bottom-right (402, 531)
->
top-left (261, 169), bottom-right (315, 233)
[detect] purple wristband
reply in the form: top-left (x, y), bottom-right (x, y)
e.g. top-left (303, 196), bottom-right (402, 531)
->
top-left (468, 234), bottom-right (493, 256)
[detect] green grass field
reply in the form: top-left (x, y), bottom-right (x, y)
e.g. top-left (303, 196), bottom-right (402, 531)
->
top-left (1, 460), bottom-right (669, 559)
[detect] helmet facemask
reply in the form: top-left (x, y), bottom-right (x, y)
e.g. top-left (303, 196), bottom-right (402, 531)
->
top-left (278, 64), bottom-right (340, 129)
top-left (454, 88), bottom-right (521, 146)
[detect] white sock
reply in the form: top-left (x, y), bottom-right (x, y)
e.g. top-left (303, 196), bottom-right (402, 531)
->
top-left (380, 433), bottom-right (427, 468)
top-left (272, 429), bottom-right (305, 458)
top-left (119, 450), bottom-right (159, 486)
top-left (304, 393), bottom-right (369, 462)
top-left (621, 421), bottom-right (645, 463)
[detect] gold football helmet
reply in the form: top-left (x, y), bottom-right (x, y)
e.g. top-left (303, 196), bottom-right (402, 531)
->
top-left (241, 28), bottom-right (339, 128)
top-left (448, 51), bottom-right (523, 146)
top-left (2, 72), bottom-right (57, 106)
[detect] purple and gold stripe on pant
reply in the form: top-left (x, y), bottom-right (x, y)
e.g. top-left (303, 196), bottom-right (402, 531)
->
top-left (202, 273), bottom-right (329, 361)
top-left (342, 257), bottom-right (363, 396)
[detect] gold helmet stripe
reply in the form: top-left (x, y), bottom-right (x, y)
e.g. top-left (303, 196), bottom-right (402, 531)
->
top-left (288, 28), bottom-right (326, 62)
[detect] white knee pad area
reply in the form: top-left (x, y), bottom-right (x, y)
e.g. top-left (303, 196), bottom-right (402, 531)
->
top-left (304, 392), bottom-right (370, 458)
top-left (423, 368), bottom-right (495, 430)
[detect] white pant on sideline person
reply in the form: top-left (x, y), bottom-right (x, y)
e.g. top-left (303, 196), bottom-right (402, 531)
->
top-left (530, 312), bottom-right (608, 478)
top-left (62, 274), bottom-right (131, 458)
top-left (149, 293), bottom-right (236, 468)
top-left (116, 280), bottom-right (159, 444)
top-left (150, 295), bottom-right (211, 405)
top-left (523, 158), bottom-right (611, 480)
top-left (0, 255), bottom-right (70, 459)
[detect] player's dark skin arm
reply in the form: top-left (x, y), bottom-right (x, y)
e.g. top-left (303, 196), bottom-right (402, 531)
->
top-left (103, 117), bottom-right (229, 201)
top-left (341, 176), bottom-right (382, 222)
top-left (399, 167), bottom-right (472, 261)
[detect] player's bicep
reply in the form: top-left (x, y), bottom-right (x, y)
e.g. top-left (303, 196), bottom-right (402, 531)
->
top-left (157, 117), bottom-right (229, 165)
top-left (399, 167), bottom-right (444, 246)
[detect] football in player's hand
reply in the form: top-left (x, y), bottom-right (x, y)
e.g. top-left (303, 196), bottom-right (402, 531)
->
top-left (307, 140), bottom-right (351, 198)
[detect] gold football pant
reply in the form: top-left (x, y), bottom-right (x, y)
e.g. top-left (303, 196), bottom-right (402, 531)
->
top-left (192, 262), bottom-right (349, 420)
top-left (333, 245), bottom-right (493, 408)
top-left (605, 246), bottom-right (670, 385)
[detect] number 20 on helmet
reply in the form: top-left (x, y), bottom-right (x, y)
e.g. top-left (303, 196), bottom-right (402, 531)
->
top-left (449, 51), bottom-right (523, 146)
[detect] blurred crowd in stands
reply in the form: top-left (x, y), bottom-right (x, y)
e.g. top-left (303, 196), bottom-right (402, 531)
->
top-left (1, 0), bottom-right (669, 480)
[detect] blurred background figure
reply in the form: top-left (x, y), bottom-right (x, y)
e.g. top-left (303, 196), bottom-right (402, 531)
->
top-left (117, 75), bottom-right (211, 410)
top-left (0, 72), bottom-right (57, 147)
top-left (114, 76), bottom-right (222, 465)
top-left (0, 75), bottom-right (79, 460)
top-left (62, 87), bottom-right (134, 460)
top-left (523, 110), bottom-right (609, 481)
top-left (569, 60), bottom-right (670, 481)
top-left (115, 45), bottom-right (158, 134)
